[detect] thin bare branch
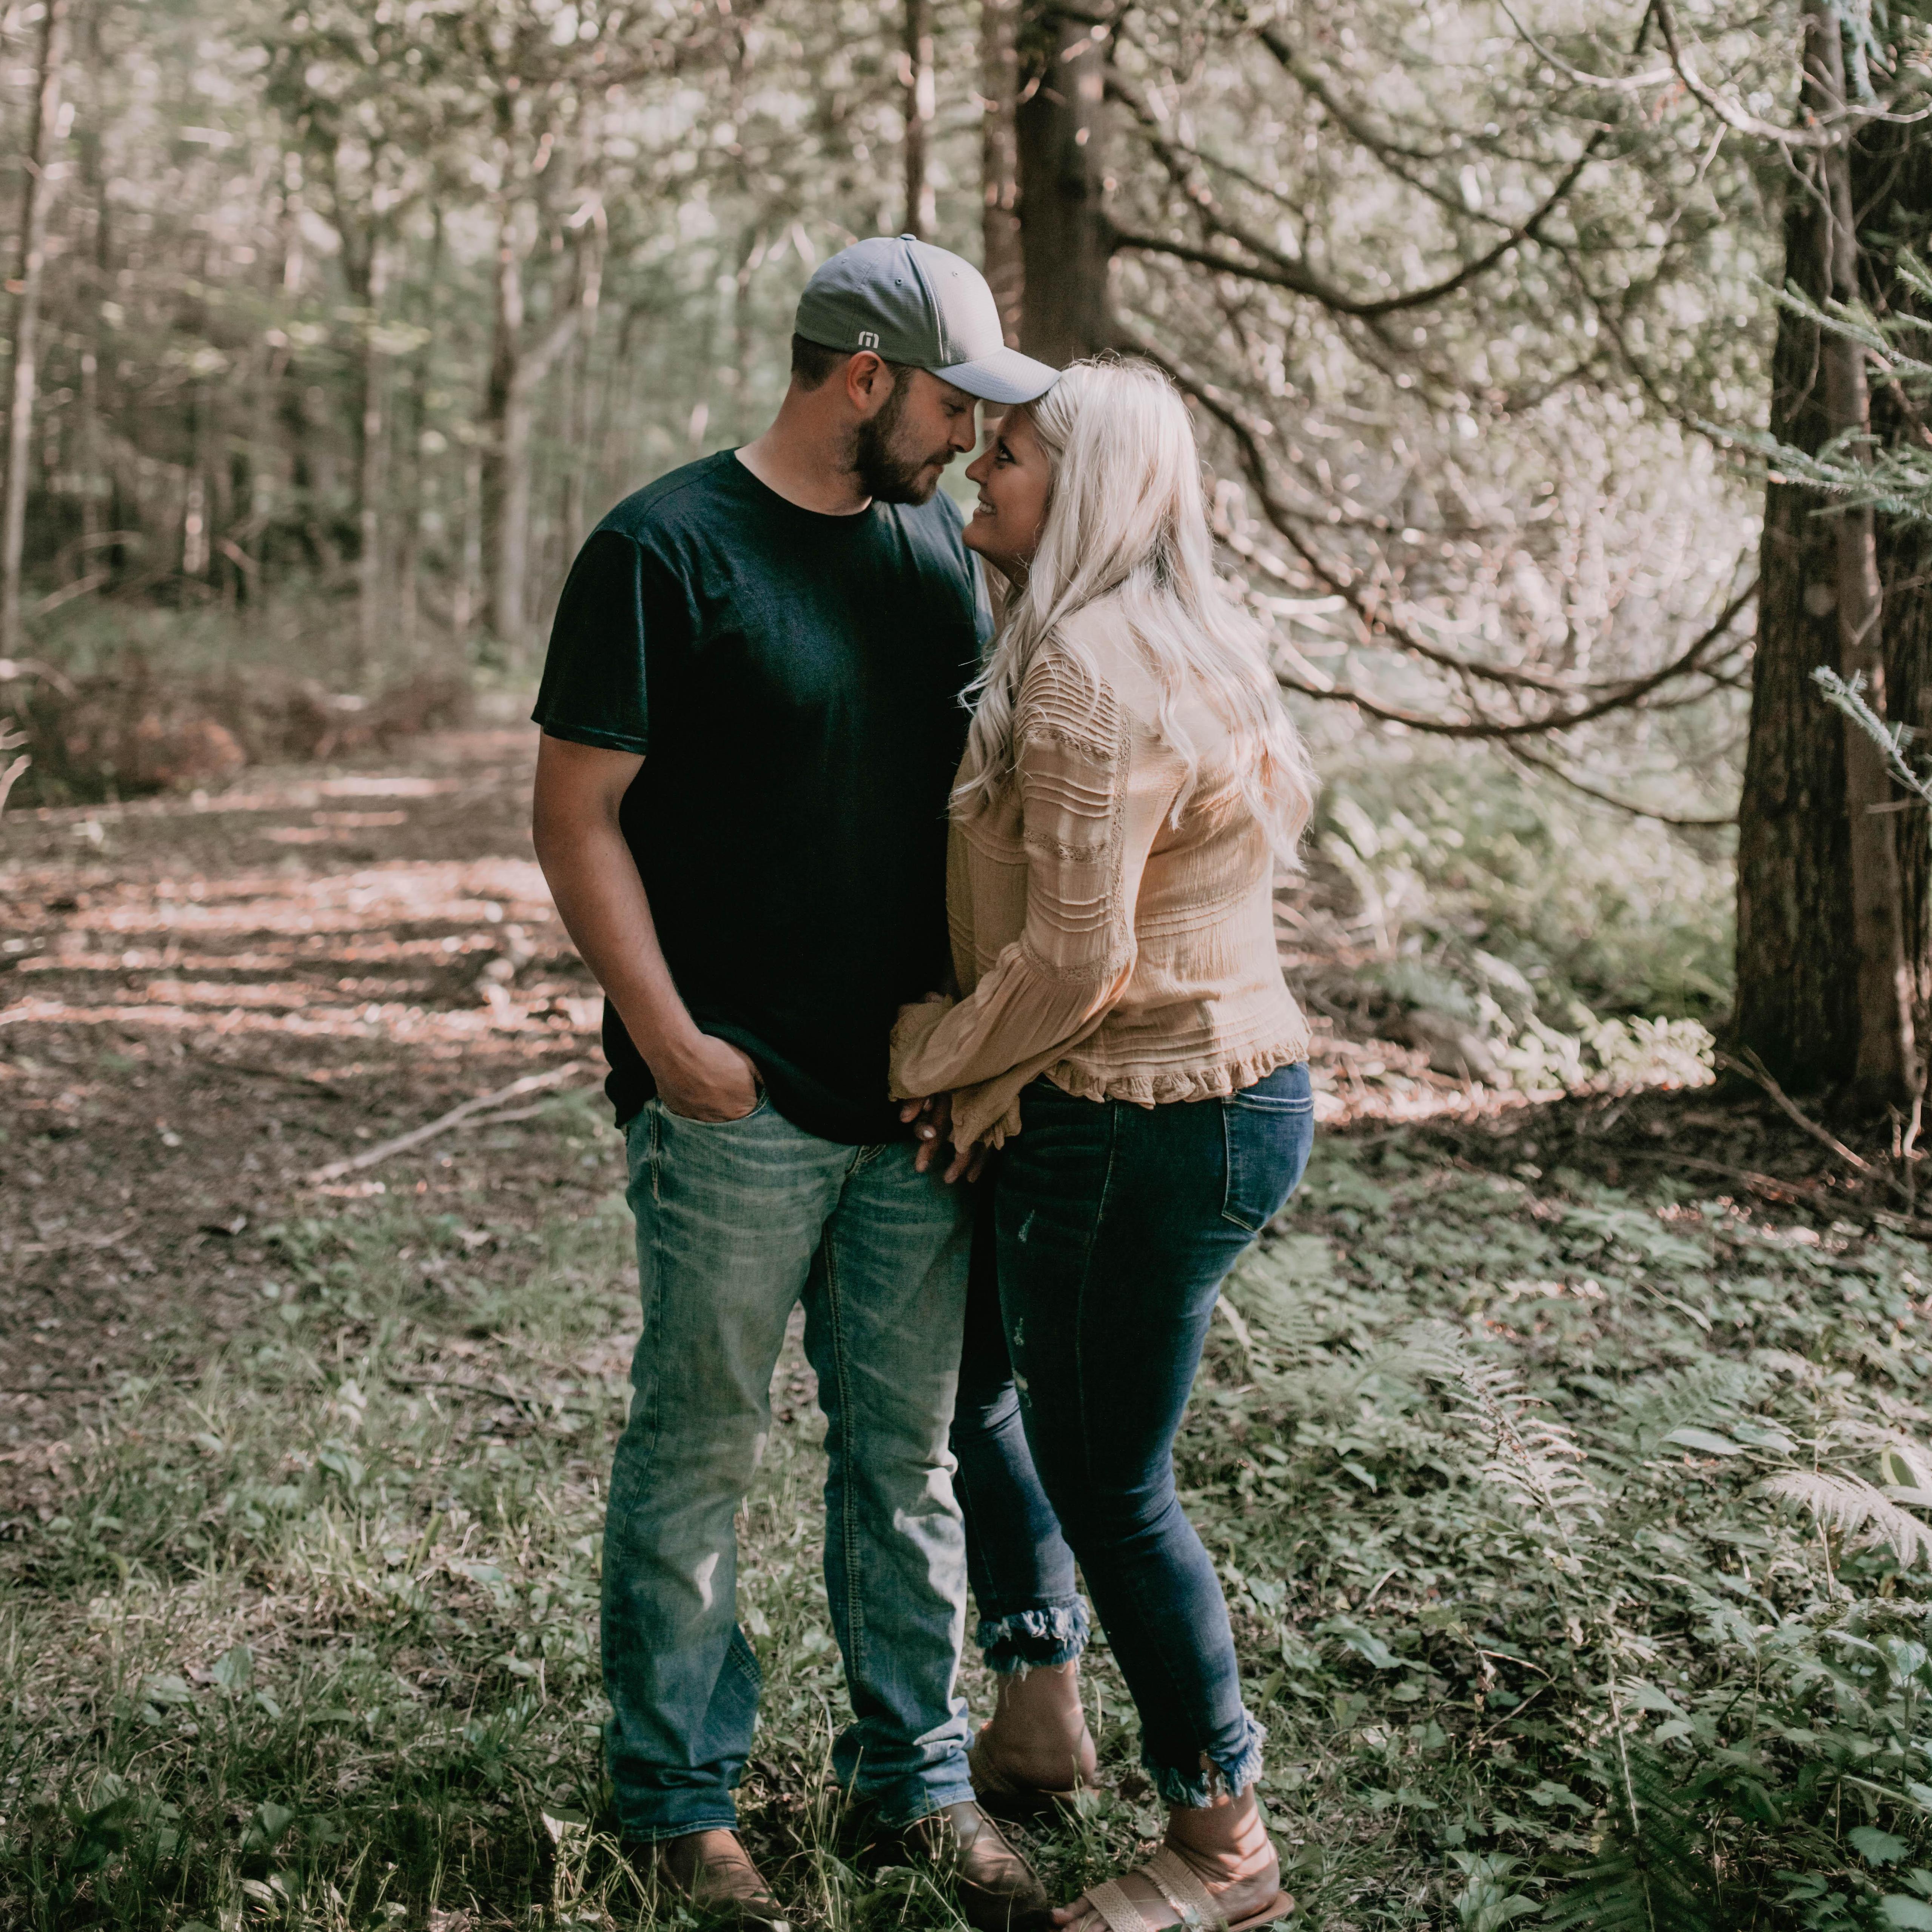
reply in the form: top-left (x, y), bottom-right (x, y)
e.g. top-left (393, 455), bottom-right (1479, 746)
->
top-left (1504, 740), bottom-right (1738, 827)
top-left (305, 1062), bottom-right (590, 1185)
top-left (1137, 334), bottom-right (1758, 736)
top-left (1651, 0), bottom-right (1931, 148)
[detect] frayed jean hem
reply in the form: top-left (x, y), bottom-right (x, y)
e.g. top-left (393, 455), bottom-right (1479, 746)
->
top-left (977, 1601), bottom-right (1090, 1675)
top-left (1144, 1713), bottom-right (1267, 1808)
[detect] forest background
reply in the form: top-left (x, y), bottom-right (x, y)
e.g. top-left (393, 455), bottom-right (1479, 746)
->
top-left (7, 0), bottom-right (1932, 1927)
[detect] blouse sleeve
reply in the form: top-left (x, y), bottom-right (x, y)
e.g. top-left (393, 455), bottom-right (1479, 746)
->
top-left (889, 652), bottom-right (1167, 1142)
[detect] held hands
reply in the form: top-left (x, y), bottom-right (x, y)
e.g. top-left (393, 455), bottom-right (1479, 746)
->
top-left (656, 1033), bottom-right (763, 1123)
top-left (899, 1091), bottom-right (990, 1184)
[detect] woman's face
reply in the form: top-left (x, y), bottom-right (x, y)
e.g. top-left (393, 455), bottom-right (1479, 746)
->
top-left (962, 408), bottom-right (1052, 579)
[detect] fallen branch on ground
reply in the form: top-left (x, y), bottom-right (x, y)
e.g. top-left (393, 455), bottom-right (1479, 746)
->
top-left (304, 1062), bottom-right (589, 1185)
top-left (1610, 1145), bottom-right (1932, 1235)
top-left (1715, 1048), bottom-right (1917, 1208)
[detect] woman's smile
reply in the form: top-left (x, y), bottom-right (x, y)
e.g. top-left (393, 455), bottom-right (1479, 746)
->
top-left (962, 407), bottom-right (1054, 578)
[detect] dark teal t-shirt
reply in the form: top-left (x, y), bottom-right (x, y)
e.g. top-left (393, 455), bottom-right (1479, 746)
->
top-left (532, 450), bottom-right (991, 1143)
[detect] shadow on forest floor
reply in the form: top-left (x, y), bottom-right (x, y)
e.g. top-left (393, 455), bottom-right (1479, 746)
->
top-left (3, 730), bottom-right (1928, 1929)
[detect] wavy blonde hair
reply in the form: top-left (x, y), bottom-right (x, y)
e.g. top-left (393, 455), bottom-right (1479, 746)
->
top-left (953, 356), bottom-right (1314, 866)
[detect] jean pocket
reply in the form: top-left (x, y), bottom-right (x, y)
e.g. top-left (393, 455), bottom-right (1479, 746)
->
top-left (656, 1092), bottom-right (771, 1128)
top-left (1220, 1065), bottom-right (1315, 1233)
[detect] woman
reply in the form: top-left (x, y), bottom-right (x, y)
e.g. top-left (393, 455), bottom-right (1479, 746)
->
top-left (890, 357), bottom-right (1316, 1932)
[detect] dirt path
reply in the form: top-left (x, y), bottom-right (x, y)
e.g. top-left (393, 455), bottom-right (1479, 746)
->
top-left (0, 724), bottom-right (1876, 1534)
top-left (0, 728), bottom-right (603, 1525)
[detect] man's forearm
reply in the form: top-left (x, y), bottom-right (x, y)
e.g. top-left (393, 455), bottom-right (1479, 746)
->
top-left (535, 821), bottom-right (708, 1080)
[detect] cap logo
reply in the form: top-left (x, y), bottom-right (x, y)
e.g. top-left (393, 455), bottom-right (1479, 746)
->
top-left (857, 330), bottom-right (880, 349)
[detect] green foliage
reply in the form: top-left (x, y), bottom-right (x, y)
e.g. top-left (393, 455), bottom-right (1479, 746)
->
top-left (1202, 1131), bottom-right (1932, 1926)
top-left (5, 1102), bottom-right (1930, 1926)
top-left (1308, 729), bottom-right (1735, 1055)
top-left (1742, 255), bottom-right (1932, 527)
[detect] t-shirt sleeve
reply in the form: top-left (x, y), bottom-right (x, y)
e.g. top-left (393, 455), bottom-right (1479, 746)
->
top-left (530, 528), bottom-right (653, 756)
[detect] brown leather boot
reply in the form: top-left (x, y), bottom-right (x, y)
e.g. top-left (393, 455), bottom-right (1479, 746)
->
top-left (884, 1801), bottom-right (1053, 1932)
top-left (650, 1829), bottom-right (793, 1932)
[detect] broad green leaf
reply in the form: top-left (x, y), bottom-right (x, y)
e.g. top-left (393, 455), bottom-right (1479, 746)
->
top-left (1662, 1427), bottom-right (1744, 1456)
top-left (1880, 1898), bottom-right (1932, 1930)
top-left (1855, 1829), bottom-right (1909, 1866)
top-left (209, 1644), bottom-right (253, 1693)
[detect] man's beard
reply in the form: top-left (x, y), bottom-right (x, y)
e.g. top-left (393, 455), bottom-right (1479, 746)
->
top-left (851, 373), bottom-right (953, 504)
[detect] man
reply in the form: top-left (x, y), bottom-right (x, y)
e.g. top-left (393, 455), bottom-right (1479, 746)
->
top-left (530, 236), bottom-right (1058, 1931)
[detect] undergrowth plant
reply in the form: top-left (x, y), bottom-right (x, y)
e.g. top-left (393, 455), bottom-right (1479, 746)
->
top-left (6, 1109), bottom-right (1932, 1928)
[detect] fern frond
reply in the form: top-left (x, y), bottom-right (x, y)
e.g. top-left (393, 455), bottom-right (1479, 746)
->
top-left (1612, 1362), bottom-right (1767, 1459)
top-left (1763, 1471), bottom-right (1932, 1567)
top-left (1226, 1254), bottom-right (1328, 1371)
top-left (1545, 1746), bottom-right (1725, 1932)
top-left (1404, 1321), bottom-right (1604, 1546)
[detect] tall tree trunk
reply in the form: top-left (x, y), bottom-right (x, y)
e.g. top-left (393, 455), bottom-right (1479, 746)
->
top-left (454, 441), bottom-right (482, 639)
top-left (483, 201), bottom-right (580, 647)
top-left (74, 2), bottom-right (105, 567)
top-left (729, 222), bottom-right (759, 443)
top-left (0, 0), bottom-right (68, 654)
top-left (903, 0), bottom-right (935, 238)
top-left (354, 238), bottom-right (387, 681)
top-left (483, 207), bottom-right (530, 645)
top-left (1733, 2), bottom-right (1925, 1105)
top-left (1814, 8), bottom-right (1915, 1106)
top-left (981, 0), bottom-right (1021, 342)
top-left (1866, 116), bottom-right (1932, 1075)
top-left (398, 209), bottom-right (444, 652)
top-left (1015, 5), bottom-right (1111, 365)
top-left (559, 219), bottom-right (603, 550)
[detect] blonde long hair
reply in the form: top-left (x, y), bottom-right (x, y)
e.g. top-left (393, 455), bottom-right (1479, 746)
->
top-left (953, 356), bottom-right (1314, 866)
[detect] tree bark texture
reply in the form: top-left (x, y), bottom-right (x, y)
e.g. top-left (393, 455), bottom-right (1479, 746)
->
top-left (0, 0), bottom-right (68, 655)
top-left (483, 216), bottom-right (579, 646)
top-left (1864, 113), bottom-right (1932, 1079)
top-left (903, 0), bottom-right (935, 239)
top-left (1015, 6), bottom-right (1112, 366)
top-left (981, 0), bottom-right (1022, 343)
top-left (483, 207), bottom-right (529, 646)
top-left (1733, 2), bottom-right (1928, 1102)
top-left (1808, 0), bottom-right (1916, 1103)
top-left (353, 239), bottom-right (387, 679)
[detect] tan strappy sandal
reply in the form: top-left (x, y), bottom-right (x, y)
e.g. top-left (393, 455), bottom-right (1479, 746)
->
top-left (1071, 1846), bottom-right (1294, 1932)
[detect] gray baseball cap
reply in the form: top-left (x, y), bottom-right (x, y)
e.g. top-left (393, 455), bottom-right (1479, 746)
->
top-left (795, 233), bottom-right (1059, 406)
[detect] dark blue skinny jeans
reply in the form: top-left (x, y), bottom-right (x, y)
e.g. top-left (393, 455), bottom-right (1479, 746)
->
top-left (949, 1059), bottom-right (1314, 1807)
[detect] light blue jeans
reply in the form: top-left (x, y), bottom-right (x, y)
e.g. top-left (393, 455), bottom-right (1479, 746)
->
top-left (602, 1094), bottom-right (977, 1841)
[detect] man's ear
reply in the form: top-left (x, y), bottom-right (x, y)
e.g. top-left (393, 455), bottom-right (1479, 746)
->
top-left (844, 351), bottom-right (892, 416)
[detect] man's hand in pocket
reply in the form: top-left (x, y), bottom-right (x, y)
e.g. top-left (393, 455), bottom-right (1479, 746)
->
top-left (657, 1035), bottom-right (762, 1122)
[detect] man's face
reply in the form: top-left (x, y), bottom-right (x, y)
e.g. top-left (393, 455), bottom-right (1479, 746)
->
top-left (852, 368), bottom-right (980, 505)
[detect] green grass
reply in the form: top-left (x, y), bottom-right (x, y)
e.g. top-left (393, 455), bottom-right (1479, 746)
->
top-left (8, 1102), bottom-right (1932, 1929)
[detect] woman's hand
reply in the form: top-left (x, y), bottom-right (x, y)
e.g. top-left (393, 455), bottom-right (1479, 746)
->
top-left (900, 1091), bottom-right (991, 1183)
top-left (943, 1132), bottom-right (991, 1186)
top-left (901, 1090), bottom-right (954, 1172)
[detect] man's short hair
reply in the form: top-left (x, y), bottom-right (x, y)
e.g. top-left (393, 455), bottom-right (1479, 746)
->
top-left (790, 333), bottom-right (912, 393)
top-left (790, 334), bottom-right (849, 391)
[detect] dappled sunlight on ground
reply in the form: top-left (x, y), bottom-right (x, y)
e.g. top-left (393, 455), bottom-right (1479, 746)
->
top-left (0, 730), bottom-right (607, 1518)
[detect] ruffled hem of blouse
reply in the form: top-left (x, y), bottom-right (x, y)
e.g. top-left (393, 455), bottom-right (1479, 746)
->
top-left (1041, 1031), bottom-right (1311, 1112)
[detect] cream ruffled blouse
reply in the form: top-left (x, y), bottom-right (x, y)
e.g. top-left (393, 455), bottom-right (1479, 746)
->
top-left (888, 595), bottom-right (1309, 1149)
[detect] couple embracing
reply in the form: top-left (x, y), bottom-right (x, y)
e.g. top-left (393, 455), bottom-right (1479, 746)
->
top-left (530, 233), bottom-right (1317, 1932)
